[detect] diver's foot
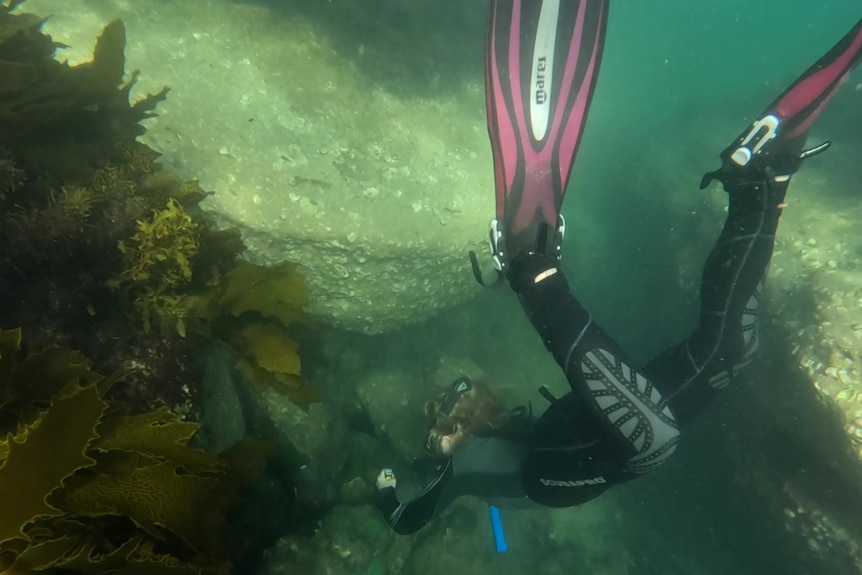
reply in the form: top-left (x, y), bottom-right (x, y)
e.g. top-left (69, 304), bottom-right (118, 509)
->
top-left (506, 252), bottom-right (565, 295)
top-left (471, 215), bottom-right (566, 287)
top-left (487, 214), bottom-right (566, 271)
top-left (701, 111), bottom-right (832, 192)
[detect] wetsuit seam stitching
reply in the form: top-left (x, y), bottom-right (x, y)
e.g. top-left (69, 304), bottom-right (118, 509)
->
top-left (668, 187), bottom-right (767, 401)
top-left (564, 315), bottom-right (593, 378)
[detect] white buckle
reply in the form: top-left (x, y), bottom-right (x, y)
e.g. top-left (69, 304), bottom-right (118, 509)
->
top-left (488, 219), bottom-right (506, 271)
top-left (731, 114), bottom-right (780, 166)
top-left (554, 214), bottom-right (566, 259)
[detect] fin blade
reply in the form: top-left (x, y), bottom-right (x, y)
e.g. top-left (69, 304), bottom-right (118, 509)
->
top-left (768, 17), bottom-right (862, 141)
top-left (485, 0), bottom-right (608, 258)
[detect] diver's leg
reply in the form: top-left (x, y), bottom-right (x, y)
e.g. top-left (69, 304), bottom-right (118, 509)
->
top-left (510, 255), bottom-right (680, 479)
top-left (480, 0), bottom-right (677, 500)
top-left (643, 180), bottom-right (781, 425)
top-left (645, 16), bottom-right (862, 426)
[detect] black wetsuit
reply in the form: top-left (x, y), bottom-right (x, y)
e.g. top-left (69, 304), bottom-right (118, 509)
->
top-left (378, 176), bottom-right (785, 532)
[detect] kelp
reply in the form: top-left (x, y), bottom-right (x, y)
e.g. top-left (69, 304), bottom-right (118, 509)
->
top-left (0, 9), bottom-right (167, 177)
top-left (0, 328), bottom-right (265, 574)
top-left (0, 1), bottom-right (214, 343)
top-left (201, 261), bottom-right (309, 327)
top-left (0, 1), bottom-right (290, 550)
top-left (0, 2), bottom-right (318, 407)
top-left (0, 386), bottom-right (104, 544)
top-left (0, 5), bottom-right (314, 568)
top-left (117, 199), bottom-right (200, 288)
top-left (111, 218), bottom-right (316, 403)
top-left (112, 199), bottom-right (201, 334)
top-left (182, 261), bottom-right (319, 404)
top-left (0, 7), bottom-right (204, 277)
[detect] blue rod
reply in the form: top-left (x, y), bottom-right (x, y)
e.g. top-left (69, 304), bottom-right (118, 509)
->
top-left (488, 505), bottom-right (508, 553)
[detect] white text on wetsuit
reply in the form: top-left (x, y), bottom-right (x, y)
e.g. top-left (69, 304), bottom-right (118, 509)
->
top-left (540, 476), bottom-right (607, 488)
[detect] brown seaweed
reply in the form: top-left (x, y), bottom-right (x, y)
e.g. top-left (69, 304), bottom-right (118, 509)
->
top-left (0, 328), bottom-right (266, 574)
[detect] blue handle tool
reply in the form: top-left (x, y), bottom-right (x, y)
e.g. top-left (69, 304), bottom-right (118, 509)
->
top-left (488, 505), bottom-right (507, 553)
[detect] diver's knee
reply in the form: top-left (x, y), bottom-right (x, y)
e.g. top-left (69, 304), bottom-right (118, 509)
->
top-left (626, 423), bottom-right (680, 474)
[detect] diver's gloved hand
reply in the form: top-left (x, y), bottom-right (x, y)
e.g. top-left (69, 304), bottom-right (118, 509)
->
top-left (376, 468), bottom-right (397, 491)
top-left (506, 253), bottom-right (567, 295)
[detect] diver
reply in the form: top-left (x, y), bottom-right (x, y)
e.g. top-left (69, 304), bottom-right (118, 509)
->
top-left (376, 0), bottom-right (862, 535)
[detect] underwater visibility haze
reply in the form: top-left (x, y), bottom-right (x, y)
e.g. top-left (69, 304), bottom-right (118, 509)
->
top-left (2, 0), bottom-right (862, 574)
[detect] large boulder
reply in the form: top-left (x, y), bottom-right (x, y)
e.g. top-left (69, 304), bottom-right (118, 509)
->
top-left (29, 0), bottom-right (492, 334)
top-left (143, 10), bottom-right (494, 334)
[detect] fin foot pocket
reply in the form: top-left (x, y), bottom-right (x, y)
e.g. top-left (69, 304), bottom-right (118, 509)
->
top-left (470, 215), bottom-right (565, 287)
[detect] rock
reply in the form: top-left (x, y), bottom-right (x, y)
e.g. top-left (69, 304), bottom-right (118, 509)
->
top-left (28, 0), bottom-right (492, 335)
top-left (738, 184), bottom-right (862, 574)
top-left (100, 2), bottom-right (491, 335)
top-left (188, 84), bottom-right (491, 334)
top-left (259, 505), bottom-right (396, 575)
top-left (257, 388), bottom-right (348, 506)
top-left (405, 501), bottom-right (496, 575)
top-left (546, 497), bottom-right (632, 572)
top-left (355, 368), bottom-right (431, 462)
top-left (339, 475), bottom-right (374, 505)
top-left (192, 341), bottom-right (247, 454)
top-left (429, 356), bottom-right (487, 391)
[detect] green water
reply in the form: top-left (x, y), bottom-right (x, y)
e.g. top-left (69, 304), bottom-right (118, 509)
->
top-left (11, 0), bottom-right (862, 573)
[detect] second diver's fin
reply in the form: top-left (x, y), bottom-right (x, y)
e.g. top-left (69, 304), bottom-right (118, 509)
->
top-left (483, 0), bottom-right (609, 268)
top-left (702, 17), bottom-right (862, 189)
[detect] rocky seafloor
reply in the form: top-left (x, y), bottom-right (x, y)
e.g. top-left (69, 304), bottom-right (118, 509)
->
top-left (15, 1), bottom-right (862, 574)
